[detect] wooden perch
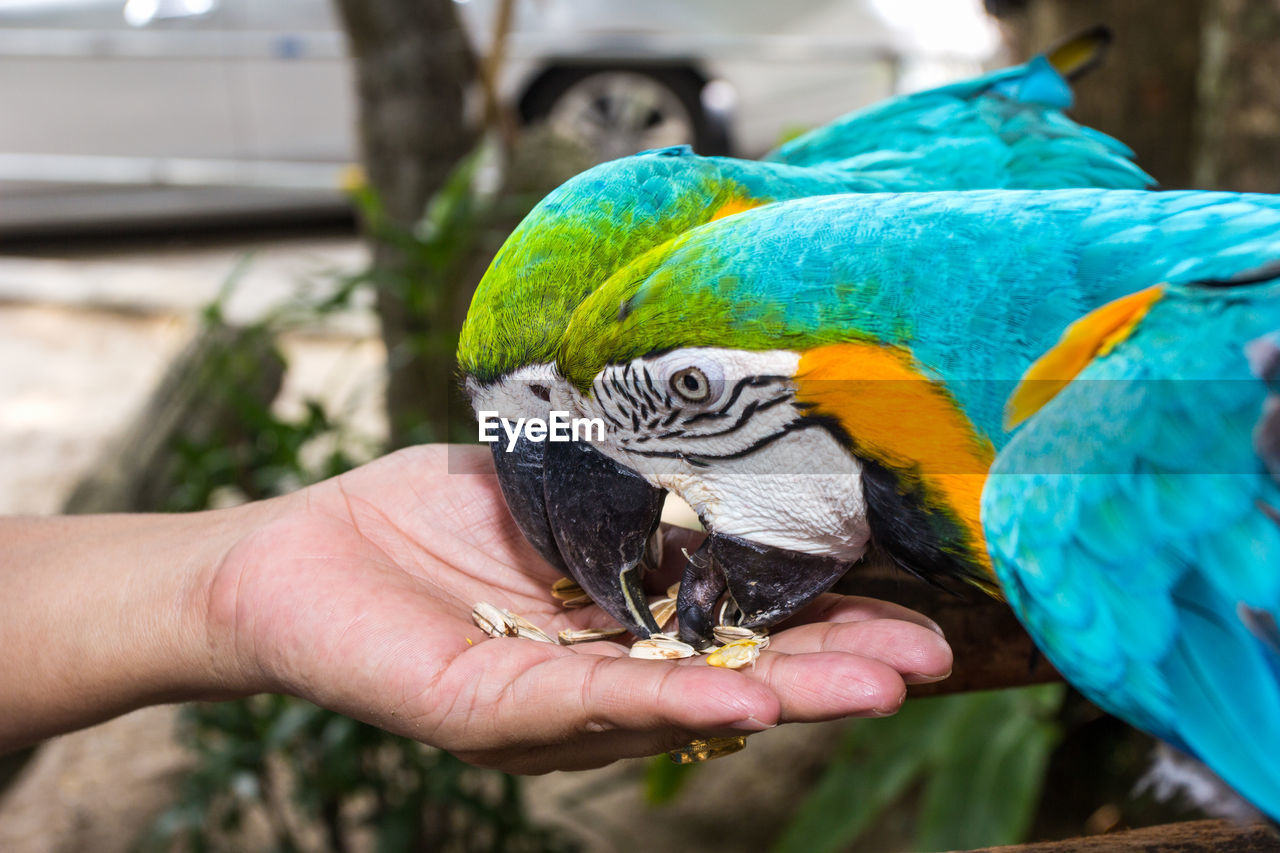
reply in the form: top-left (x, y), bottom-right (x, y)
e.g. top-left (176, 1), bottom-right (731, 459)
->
top-left (834, 559), bottom-right (1061, 697)
top-left (957, 819), bottom-right (1280, 852)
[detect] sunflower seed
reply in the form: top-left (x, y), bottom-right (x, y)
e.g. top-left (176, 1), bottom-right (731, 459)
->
top-left (650, 598), bottom-right (677, 630)
top-left (630, 636), bottom-right (696, 660)
top-left (706, 638), bottom-right (767, 670)
top-left (558, 626), bottom-right (627, 644)
top-left (551, 577), bottom-right (586, 600)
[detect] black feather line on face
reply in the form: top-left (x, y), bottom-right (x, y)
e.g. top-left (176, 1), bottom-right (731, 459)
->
top-left (598, 407), bottom-right (626, 431)
top-left (623, 415), bottom-right (820, 462)
top-left (682, 376), bottom-right (780, 426)
top-left (642, 369), bottom-right (663, 404)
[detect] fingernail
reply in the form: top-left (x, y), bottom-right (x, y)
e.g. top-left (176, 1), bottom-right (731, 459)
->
top-left (856, 706), bottom-right (900, 718)
top-left (730, 715), bottom-right (776, 731)
top-left (906, 670), bottom-right (952, 684)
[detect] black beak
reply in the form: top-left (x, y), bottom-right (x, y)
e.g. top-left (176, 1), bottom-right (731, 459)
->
top-left (542, 438), bottom-right (667, 637)
top-left (677, 532), bottom-right (851, 647)
top-left (489, 437), bottom-right (569, 573)
top-left (495, 435), bottom-right (848, 644)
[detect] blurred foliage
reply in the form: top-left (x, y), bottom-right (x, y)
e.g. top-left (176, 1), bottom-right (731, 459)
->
top-left (345, 135), bottom-right (576, 448)
top-left (643, 755), bottom-right (698, 806)
top-left (773, 687), bottom-right (1064, 853)
top-left (139, 697), bottom-right (575, 853)
top-left (348, 148), bottom-right (489, 446)
top-left (138, 147), bottom-right (578, 853)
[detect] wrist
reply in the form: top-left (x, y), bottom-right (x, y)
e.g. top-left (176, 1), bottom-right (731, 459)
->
top-left (0, 500), bottom-right (289, 751)
top-left (186, 495), bottom-right (299, 699)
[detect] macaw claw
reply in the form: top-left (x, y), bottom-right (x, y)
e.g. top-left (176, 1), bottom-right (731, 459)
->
top-left (675, 538), bottom-right (726, 647)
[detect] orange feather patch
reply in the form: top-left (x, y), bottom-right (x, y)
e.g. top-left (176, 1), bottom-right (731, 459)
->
top-left (709, 197), bottom-right (766, 222)
top-left (1004, 285), bottom-right (1165, 431)
top-left (795, 342), bottom-right (996, 573)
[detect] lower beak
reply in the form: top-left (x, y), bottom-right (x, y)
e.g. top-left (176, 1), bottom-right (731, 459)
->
top-left (677, 532), bottom-right (852, 646)
top-left (542, 438), bottom-right (667, 637)
top-left (489, 437), bottom-right (568, 573)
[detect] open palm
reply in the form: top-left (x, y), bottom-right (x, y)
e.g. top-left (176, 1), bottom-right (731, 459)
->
top-left (206, 445), bottom-right (951, 774)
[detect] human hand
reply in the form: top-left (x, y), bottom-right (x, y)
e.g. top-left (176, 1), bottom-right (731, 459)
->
top-left (205, 445), bottom-right (952, 774)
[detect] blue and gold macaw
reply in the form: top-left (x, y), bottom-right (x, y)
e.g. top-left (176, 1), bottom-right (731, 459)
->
top-left (982, 268), bottom-right (1280, 820)
top-left (541, 189), bottom-right (1280, 655)
top-left (459, 30), bottom-right (1151, 607)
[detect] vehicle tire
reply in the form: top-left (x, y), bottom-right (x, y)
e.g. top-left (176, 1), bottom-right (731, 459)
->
top-left (519, 66), bottom-right (729, 161)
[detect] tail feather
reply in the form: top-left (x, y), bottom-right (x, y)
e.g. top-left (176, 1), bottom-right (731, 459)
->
top-left (1047, 24), bottom-right (1114, 82)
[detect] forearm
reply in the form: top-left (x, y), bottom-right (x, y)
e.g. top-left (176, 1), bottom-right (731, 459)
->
top-left (0, 507), bottom-right (268, 752)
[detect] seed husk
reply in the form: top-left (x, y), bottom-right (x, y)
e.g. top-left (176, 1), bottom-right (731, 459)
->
top-left (558, 626), bottom-right (627, 645)
top-left (668, 736), bottom-right (747, 764)
top-left (551, 577), bottom-right (586, 600)
top-left (630, 635), bottom-right (696, 660)
top-left (471, 602), bottom-right (556, 643)
top-left (649, 598), bottom-right (677, 630)
top-left (713, 625), bottom-right (768, 645)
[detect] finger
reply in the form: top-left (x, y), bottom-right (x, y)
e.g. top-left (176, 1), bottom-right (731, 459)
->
top-left (440, 643), bottom-right (779, 750)
top-left (717, 650), bottom-right (908, 723)
top-left (766, 619), bottom-right (953, 683)
top-left (781, 592), bottom-right (945, 635)
top-left (459, 726), bottom-right (709, 775)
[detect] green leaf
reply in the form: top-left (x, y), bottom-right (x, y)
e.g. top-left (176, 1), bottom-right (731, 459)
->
top-left (773, 688), bottom-right (1064, 853)
top-left (771, 698), bottom-right (953, 853)
top-left (914, 687), bottom-right (1064, 851)
top-left (643, 755), bottom-right (697, 805)
top-left (263, 701), bottom-right (320, 750)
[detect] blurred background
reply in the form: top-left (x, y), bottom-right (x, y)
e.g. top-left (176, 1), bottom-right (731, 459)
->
top-left (1, 0), bottom-right (1277, 851)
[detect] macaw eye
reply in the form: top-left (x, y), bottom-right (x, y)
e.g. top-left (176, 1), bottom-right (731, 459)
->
top-left (670, 367), bottom-right (710, 402)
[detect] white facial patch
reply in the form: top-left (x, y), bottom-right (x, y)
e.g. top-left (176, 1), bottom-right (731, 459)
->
top-left (556, 347), bottom-right (872, 561)
top-left (466, 362), bottom-right (560, 426)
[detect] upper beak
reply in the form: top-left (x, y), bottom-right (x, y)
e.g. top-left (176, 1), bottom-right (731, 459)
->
top-left (489, 437), bottom-right (568, 573)
top-left (542, 438), bottom-right (666, 638)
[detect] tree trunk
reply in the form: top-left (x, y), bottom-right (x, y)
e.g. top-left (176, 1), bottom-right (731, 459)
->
top-left (1192, 0), bottom-right (1280, 192)
top-left (332, 0), bottom-right (478, 448)
top-left (987, 0), bottom-right (1207, 189)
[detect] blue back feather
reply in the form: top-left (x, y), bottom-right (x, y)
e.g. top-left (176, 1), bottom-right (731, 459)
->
top-left (766, 54), bottom-right (1150, 190)
top-left (984, 278), bottom-right (1280, 818)
top-left (582, 189), bottom-right (1280, 443)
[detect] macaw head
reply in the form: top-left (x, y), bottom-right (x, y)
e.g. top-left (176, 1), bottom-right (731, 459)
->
top-left (542, 197), bottom-right (1006, 645)
top-left (458, 148), bottom-right (872, 628)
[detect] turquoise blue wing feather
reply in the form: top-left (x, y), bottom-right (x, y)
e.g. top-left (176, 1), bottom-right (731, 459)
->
top-left (983, 277), bottom-right (1280, 819)
top-left (767, 54), bottom-right (1151, 190)
top-left (560, 189), bottom-right (1280, 446)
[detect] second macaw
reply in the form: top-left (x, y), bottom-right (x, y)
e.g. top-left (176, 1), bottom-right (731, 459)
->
top-left (542, 188), bottom-right (1280, 647)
